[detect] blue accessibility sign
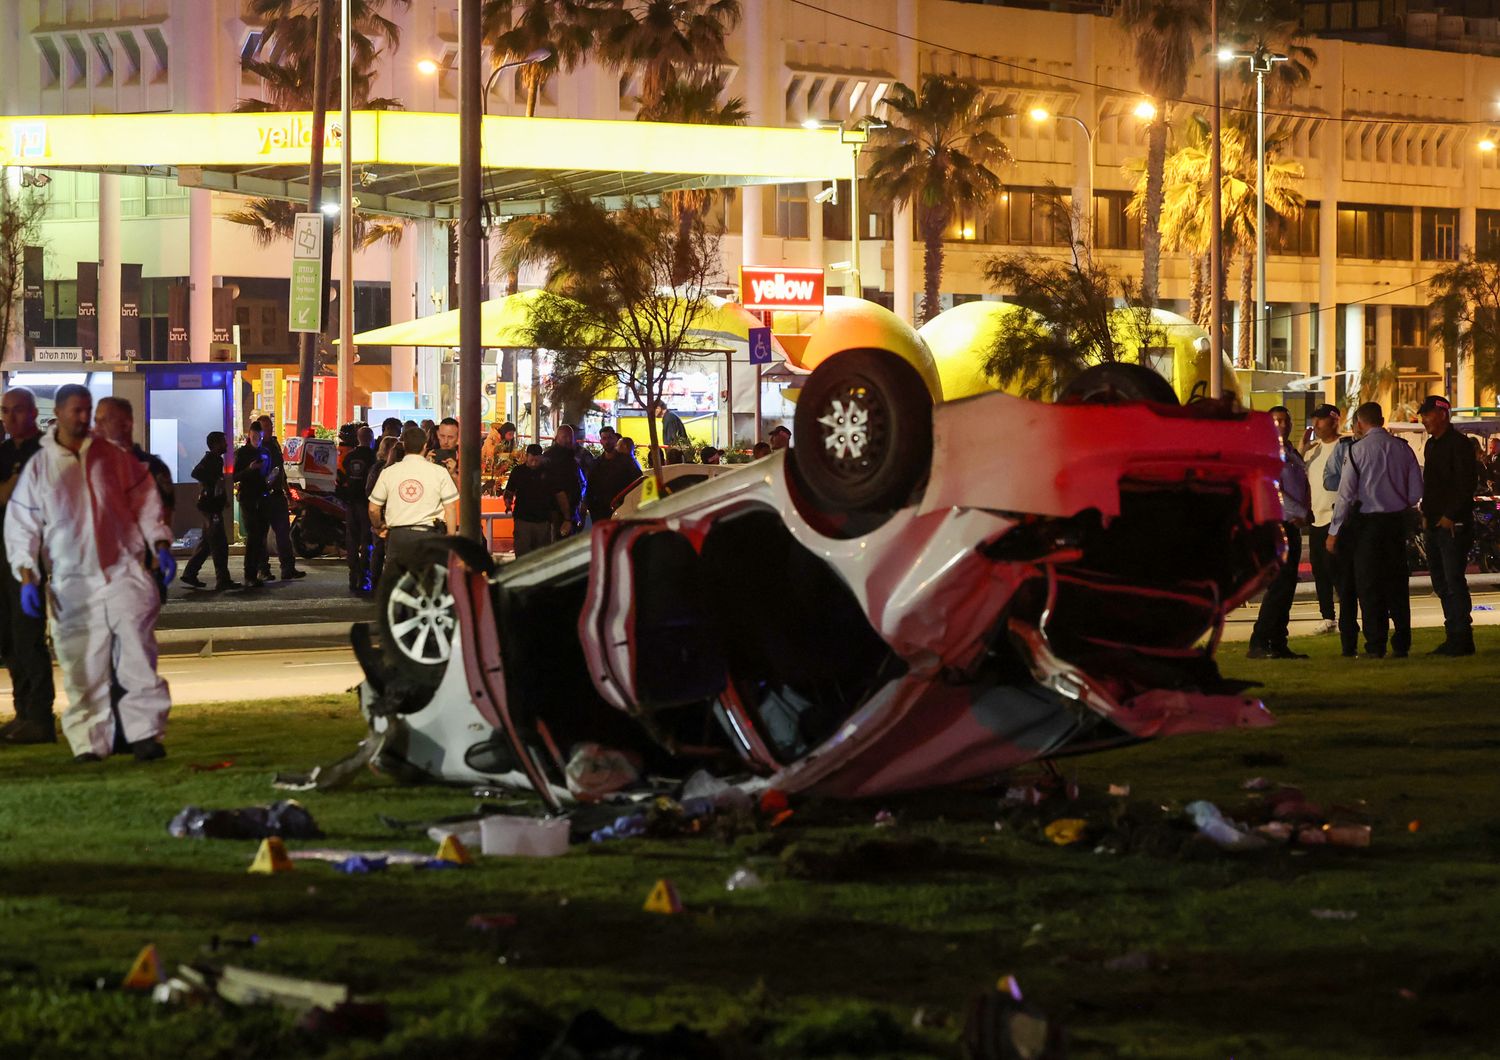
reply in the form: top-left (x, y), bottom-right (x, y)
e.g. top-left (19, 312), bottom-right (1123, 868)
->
top-left (748, 326), bottom-right (773, 365)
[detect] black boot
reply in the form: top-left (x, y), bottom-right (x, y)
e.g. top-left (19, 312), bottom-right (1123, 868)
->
top-left (1452, 625), bottom-right (1476, 656)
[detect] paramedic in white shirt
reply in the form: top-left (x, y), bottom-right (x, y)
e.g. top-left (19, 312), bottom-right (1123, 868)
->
top-left (3, 384), bottom-right (175, 763)
top-left (1302, 403), bottom-right (1343, 636)
top-left (368, 425), bottom-right (459, 577)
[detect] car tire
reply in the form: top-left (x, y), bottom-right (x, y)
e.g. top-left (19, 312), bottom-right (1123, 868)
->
top-left (789, 347), bottom-right (934, 521)
top-left (376, 535), bottom-right (492, 685)
top-left (1059, 362), bottom-right (1179, 406)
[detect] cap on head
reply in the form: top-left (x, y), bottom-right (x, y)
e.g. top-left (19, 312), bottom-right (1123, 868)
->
top-left (1311, 403), bottom-right (1339, 420)
top-left (1417, 395), bottom-right (1452, 416)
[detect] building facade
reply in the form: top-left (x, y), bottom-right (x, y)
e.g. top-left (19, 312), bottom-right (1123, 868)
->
top-left (5, 0), bottom-right (1500, 407)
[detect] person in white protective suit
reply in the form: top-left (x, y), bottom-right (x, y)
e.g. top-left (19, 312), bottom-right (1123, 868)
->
top-left (3, 383), bottom-right (177, 763)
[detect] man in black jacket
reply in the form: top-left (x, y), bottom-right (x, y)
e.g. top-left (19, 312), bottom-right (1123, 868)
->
top-left (1419, 395), bottom-right (1478, 655)
top-left (254, 415), bottom-right (305, 582)
top-left (182, 432), bottom-right (238, 590)
top-left (235, 424), bottom-right (272, 590)
top-left (338, 425), bottom-right (377, 593)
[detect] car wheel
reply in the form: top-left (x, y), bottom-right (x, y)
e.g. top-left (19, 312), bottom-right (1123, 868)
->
top-left (1059, 363), bottom-right (1179, 405)
top-left (290, 516), bottom-right (326, 559)
top-left (375, 535), bottom-right (491, 682)
top-left (790, 347), bottom-right (934, 519)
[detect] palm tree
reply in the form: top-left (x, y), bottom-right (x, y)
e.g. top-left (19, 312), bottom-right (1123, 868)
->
top-left (1218, 0), bottom-right (1317, 106)
top-left (1132, 116), bottom-right (1304, 366)
top-left (598, 0), bottom-right (742, 110)
top-left (1117, 0), bottom-right (1209, 307)
top-left (864, 75), bottom-right (1012, 325)
top-left (481, 0), bottom-right (604, 117)
top-left (231, 0), bottom-right (410, 247)
top-left (638, 72), bottom-right (748, 284)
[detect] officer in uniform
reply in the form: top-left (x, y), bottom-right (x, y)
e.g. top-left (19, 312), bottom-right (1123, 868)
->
top-left (1417, 395), bottom-right (1478, 655)
top-left (338, 425), bottom-right (377, 594)
top-left (1328, 402), bottom-right (1423, 658)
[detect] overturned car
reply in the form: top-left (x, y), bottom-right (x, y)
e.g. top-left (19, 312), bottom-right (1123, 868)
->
top-left (350, 350), bottom-right (1286, 811)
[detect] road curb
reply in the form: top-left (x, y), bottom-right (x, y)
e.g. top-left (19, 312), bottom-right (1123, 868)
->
top-left (156, 620), bottom-right (356, 656)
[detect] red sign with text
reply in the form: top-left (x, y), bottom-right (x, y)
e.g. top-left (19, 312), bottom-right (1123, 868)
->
top-left (739, 266), bottom-right (826, 313)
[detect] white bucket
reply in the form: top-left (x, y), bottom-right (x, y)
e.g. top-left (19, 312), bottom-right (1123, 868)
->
top-left (479, 815), bottom-right (571, 858)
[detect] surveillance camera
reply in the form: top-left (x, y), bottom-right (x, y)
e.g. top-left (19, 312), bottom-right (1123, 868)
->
top-left (814, 185), bottom-right (838, 205)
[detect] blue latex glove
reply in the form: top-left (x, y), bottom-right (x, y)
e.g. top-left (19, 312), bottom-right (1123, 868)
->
top-left (156, 546), bottom-right (177, 586)
top-left (19, 582), bottom-right (42, 619)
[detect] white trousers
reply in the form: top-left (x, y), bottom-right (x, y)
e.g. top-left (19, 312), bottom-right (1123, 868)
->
top-left (50, 567), bottom-right (171, 757)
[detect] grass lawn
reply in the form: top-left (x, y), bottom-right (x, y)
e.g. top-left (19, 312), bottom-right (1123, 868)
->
top-left (2, 626), bottom-right (1499, 1059)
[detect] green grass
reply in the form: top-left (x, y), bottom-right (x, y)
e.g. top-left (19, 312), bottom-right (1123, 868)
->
top-left (3, 627), bottom-right (1500, 1059)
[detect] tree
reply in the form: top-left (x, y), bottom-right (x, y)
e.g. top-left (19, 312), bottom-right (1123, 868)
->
top-left (981, 203), bottom-right (1165, 400)
top-left (1129, 115), bottom-right (1303, 366)
top-left (599, 0), bottom-right (741, 110)
top-left (1430, 246), bottom-right (1500, 403)
top-left (1218, 0), bottom-right (1317, 106)
top-left (228, 0), bottom-right (409, 247)
top-left (481, 0), bottom-right (605, 117)
top-left (0, 181), bottom-right (47, 361)
top-left (864, 74), bottom-right (1012, 325)
top-left (1117, 0), bottom-right (1210, 307)
top-left (517, 191), bottom-right (725, 481)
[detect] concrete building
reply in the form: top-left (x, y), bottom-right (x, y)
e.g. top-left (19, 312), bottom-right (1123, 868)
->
top-left (5, 0), bottom-right (1500, 410)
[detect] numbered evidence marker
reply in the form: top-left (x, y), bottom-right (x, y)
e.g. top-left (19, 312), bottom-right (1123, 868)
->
top-left (289, 212), bottom-right (324, 334)
top-left (643, 878), bottom-right (684, 915)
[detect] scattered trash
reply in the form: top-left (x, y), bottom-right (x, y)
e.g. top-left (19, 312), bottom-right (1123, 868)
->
top-left (564, 743), bottom-right (641, 799)
top-left (435, 834), bottom-right (474, 865)
top-left (1185, 801), bottom-right (1270, 851)
top-left (769, 809), bottom-right (795, 829)
top-left (247, 837), bottom-right (295, 875)
top-left (212, 964), bottom-right (350, 1012)
top-left (333, 855), bottom-right (388, 874)
top-left (874, 809), bottom-right (897, 828)
top-left (466, 913), bottom-right (519, 933)
top-left (1241, 776), bottom-right (1273, 791)
top-left (426, 822), bottom-right (484, 848)
top-left (481, 815), bottom-right (570, 858)
top-left (724, 867), bottom-right (765, 892)
top-left (169, 800), bottom-right (322, 841)
top-left (1101, 951), bottom-right (1153, 973)
top-left (1325, 824), bottom-right (1372, 848)
top-left (1473, 604), bottom-right (1494, 612)
top-left (759, 789), bottom-right (790, 816)
top-left (1107, 783), bottom-right (1130, 797)
top-left (1043, 818), bottom-right (1089, 846)
top-left (122, 944), bottom-right (162, 990)
top-left (289, 848), bottom-right (430, 866)
top-left (272, 734), bottom-right (385, 793)
top-left (187, 761), bottom-right (234, 773)
top-left (1408, 820), bottom-right (1422, 833)
top-left (643, 878), bottom-right (684, 915)
top-left (1309, 909), bottom-right (1358, 921)
top-left (961, 975), bottom-right (1066, 1060)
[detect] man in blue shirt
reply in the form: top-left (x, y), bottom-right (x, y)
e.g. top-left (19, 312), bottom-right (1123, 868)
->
top-left (1328, 402), bottom-right (1424, 658)
top-left (1250, 406), bottom-right (1313, 659)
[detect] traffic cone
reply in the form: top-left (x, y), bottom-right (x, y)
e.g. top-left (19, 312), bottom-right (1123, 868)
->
top-left (247, 836), bottom-right (294, 874)
top-left (435, 834), bottom-right (473, 866)
top-left (121, 944), bottom-right (161, 990)
top-left (643, 878), bottom-right (683, 915)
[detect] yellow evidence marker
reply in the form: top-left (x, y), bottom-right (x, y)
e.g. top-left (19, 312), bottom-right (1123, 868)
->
top-left (248, 836), bottom-right (295, 874)
top-left (121, 944), bottom-right (162, 990)
top-left (643, 878), bottom-right (684, 915)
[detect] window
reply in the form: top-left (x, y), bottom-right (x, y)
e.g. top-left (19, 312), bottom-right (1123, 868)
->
top-left (1421, 208), bottom-right (1459, 261)
top-left (90, 31), bottom-right (113, 84)
top-left (1092, 191), bottom-right (1141, 251)
top-left (143, 27), bottom-right (168, 80)
top-left (1001, 188), bottom-right (1070, 246)
top-left (1480, 210), bottom-right (1500, 253)
top-left (1336, 203), bottom-right (1413, 260)
top-left (1270, 201), bottom-right (1320, 256)
top-left (36, 37), bottom-right (61, 88)
top-left (118, 30), bottom-right (142, 84)
top-left (61, 33), bottom-right (87, 87)
top-left (822, 180), bottom-right (850, 240)
top-left (240, 30), bottom-right (264, 63)
top-left (775, 184), bottom-right (809, 239)
top-left (1391, 305), bottom-right (1429, 373)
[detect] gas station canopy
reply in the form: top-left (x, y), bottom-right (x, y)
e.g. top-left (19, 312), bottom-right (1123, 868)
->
top-left (0, 110), bottom-right (850, 220)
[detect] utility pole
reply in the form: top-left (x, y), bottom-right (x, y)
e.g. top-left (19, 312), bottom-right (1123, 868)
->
top-left (458, 0), bottom-right (482, 540)
top-left (1209, 0), bottom-right (1224, 399)
top-left (295, 0), bottom-right (336, 436)
top-left (337, 0), bottom-right (354, 425)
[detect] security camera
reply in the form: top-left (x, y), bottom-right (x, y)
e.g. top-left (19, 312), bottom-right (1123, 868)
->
top-left (814, 185), bottom-right (838, 205)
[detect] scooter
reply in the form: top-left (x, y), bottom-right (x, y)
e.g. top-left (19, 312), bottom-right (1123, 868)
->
top-left (288, 485), bottom-right (348, 558)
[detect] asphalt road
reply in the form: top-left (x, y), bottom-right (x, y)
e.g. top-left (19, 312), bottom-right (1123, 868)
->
top-left (1224, 587), bottom-right (1500, 641)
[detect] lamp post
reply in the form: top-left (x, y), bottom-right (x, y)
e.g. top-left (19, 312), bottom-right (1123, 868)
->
top-left (336, 0), bottom-right (353, 427)
top-left (456, 6), bottom-right (548, 540)
top-left (1027, 107), bottom-right (1094, 251)
top-left (1222, 45), bottom-right (1288, 371)
top-left (804, 117), bottom-right (886, 295)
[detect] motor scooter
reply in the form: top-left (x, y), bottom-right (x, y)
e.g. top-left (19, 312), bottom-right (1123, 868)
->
top-left (288, 484), bottom-right (348, 558)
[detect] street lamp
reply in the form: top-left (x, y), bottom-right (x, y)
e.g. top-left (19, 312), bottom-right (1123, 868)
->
top-left (1480, 138), bottom-right (1497, 153)
top-left (456, 19), bottom-right (550, 541)
top-left (1133, 99), bottom-right (1158, 121)
top-left (1222, 46), bottom-right (1289, 371)
top-left (1027, 106), bottom-right (1094, 251)
top-left (802, 116), bottom-right (887, 295)
top-left (420, 47), bottom-right (550, 115)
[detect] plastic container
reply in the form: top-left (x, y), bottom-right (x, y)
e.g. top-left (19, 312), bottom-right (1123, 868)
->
top-left (480, 815), bottom-right (570, 858)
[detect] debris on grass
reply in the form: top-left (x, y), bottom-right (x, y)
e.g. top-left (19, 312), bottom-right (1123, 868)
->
top-left (481, 814), bottom-right (570, 857)
top-left (1310, 909), bottom-right (1359, 921)
top-left (564, 743), bottom-right (641, 800)
top-left (333, 855), bottom-right (388, 874)
top-left (874, 809), bottom-right (897, 828)
top-left (724, 867), bottom-right (765, 892)
top-left (466, 913), bottom-right (519, 933)
top-left (169, 800), bottom-right (322, 841)
top-left (1043, 818), bottom-right (1089, 846)
top-left (1186, 801), bottom-right (1270, 852)
top-left (186, 760), bottom-right (234, 773)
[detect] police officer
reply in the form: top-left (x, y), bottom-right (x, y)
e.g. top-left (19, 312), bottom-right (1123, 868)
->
top-left (338, 425), bottom-right (377, 594)
top-left (0, 387), bottom-right (56, 745)
top-left (1417, 395), bottom-right (1478, 655)
top-left (1249, 406), bottom-right (1312, 659)
top-left (367, 425), bottom-right (459, 579)
top-left (1328, 402), bottom-right (1423, 659)
top-left (182, 432), bottom-right (238, 591)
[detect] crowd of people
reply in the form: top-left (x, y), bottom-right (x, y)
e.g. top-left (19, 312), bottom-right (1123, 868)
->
top-left (1251, 394), bottom-right (1477, 660)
